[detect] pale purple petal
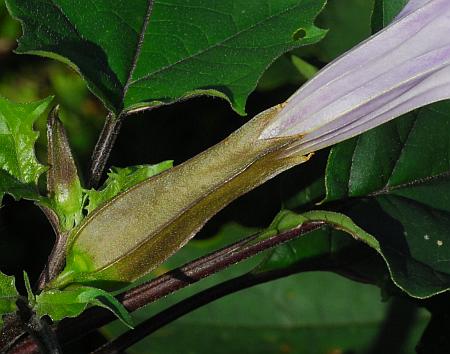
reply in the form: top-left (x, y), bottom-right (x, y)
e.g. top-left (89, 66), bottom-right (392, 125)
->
top-left (284, 70), bottom-right (450, 155)
top-left (259, 0), bottom-right (450, 155)
top-left (395, 0), bottom-right (432, 20)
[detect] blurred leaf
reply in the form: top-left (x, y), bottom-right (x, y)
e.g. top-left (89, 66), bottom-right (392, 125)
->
top-left (372, 0), bottom-right (408, 32)
top-left (283, 175), bottom-right (325, 210)
top-left (291, 55), bottom-right (318, 80)
top-left (35, 286), bottom-right (133, 328)
top-left (323, 101), bottom-right (450, 298)
top-left (0, 60), bottom-right (104, 169)
top-left (84, 161), bottom-right (173, 215)
top-left (6, 0), bottom-right (327, 115)
top-left (0, 96), bottom-right (52, 203)
top-left (257, 55), bottom-right (305, 92)
top-left (104, 223), bottom-right (427, 354)
top-left (0, 1), bottom-right (19, 40)
top-left (313, 0), bottom-right (374, 62)
top-left (0, 271), bottom-right (18, 328)
top-left (46, 64), bottom-right (105, 159)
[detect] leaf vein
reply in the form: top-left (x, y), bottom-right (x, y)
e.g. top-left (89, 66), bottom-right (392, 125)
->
top-left (120, 0), bottom-right (155, 112)
top-left (385, 110), bottom-right (420, 186)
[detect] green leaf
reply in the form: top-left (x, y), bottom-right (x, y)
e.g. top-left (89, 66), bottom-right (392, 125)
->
top-left (323, 101), bottom-right (450, 298)
top-left (0, 96), bottom-right (52, 203)
top-left (104, 223), bottom-right (428, 354)
top-left (84, 161), bottom-right (173, 215)
top-left (5, 0), bottom-right (327, 115)
top-left (0, 271), bottom-right (19, 328)
top-left (35, 286), bottom-right (133, 328)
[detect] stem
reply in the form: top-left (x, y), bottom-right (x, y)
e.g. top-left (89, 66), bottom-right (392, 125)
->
top-left (121, 222), bottom-right (324, 309)
top-left (87, 113), bottom-right (122, 189)
top-left (86, 0), bottom-right (155, 187)
top-left (59, 221), bottom-right (324, 341)
top-left (92, 263), bottom-right (325, 354)
top-left (5, 222), bottom-right (324, 354)
top-left (36, 233), bottom-right (68, 291)
top-left (15, 298), bottom-right (61, 354)
top-left (36, 205), bottom-right (65, 291)
top-left (54, 232), bottom-right (259, 341)
top-left (0, 315), bottom-right (27, 354)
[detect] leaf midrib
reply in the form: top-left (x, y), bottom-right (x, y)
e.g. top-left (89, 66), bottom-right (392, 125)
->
top-left (120, 0), bottom-right (154, 110)
top-left (354, 106), bottom-right (450, 197)
top-left (49, 0), bottom-right (155, 115)
top-left (372, 170), bottom-right (450, 197)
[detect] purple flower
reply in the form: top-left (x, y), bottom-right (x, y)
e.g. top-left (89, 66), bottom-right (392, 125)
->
top-left (260, 0), bottom-right (450, 155)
